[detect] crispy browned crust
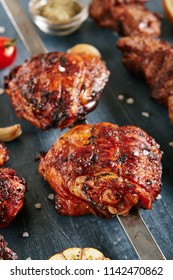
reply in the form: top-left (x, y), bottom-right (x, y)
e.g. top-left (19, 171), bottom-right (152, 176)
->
top-left (39, 122), bottom-right (162, 218)
top-left (0, 234), bottom-right (17, 260)
top-left (5, 52), bottom-right (110, 130)
top-left (0, 168), bottom-right (27, 228)
top-left (0, 142), bottom-right (9, 167)
top-left (117, 36), bottom-right (170, 76)
top-left (117, 35), bottom-right (173, 123)
top-left (89, 0), bottom-right (161, 37)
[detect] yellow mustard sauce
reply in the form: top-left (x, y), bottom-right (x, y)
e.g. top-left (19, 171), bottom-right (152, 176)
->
top-left (38, 0), bottom-right (82, 23)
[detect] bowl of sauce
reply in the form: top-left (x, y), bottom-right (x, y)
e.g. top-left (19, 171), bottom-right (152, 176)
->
top-left (29, 0), bottom-right (89, 35)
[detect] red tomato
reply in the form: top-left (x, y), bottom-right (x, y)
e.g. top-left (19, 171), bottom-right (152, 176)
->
top-left (0, 37), bottom-right (17, 69)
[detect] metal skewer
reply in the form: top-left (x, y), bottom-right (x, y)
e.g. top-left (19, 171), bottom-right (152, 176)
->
top-left (1, 0), bottom-right (166, 260)
top-left (1, 0), bottom-right (47, 56)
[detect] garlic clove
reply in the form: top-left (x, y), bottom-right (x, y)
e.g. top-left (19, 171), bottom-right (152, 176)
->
top-left (67, 44), bottom-right (101, 58)
top-left (49, 247), bottom-right (110, 260)
top-left (0, 124), bottom-right (22, 142)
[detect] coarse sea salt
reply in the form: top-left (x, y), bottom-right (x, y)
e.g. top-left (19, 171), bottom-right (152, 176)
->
top-left (139, 22), bottom-right (147, 30)
top-left (143, 150), bottom-right (150, 156)
top-left (118, 94), bottom-right (124, 101)
top-left (35, 203), bottom-right (42, 209)
top-left (156, 194), bottom-right (162, 200)
top-left (141, 111), bottom-right (150, 118)
top-left (126, 97), bottom-right (134, 104)
top-left (168, 142), bottom-right (173, 147)
top-left (48, 193), bottom-right (55, 200)
top-left (59, 65), bottom-right (65, 72)
top-left (22, 231), bottom-right (29, 238)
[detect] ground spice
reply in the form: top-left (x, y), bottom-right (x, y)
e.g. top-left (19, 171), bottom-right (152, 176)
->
top-left (39, 0), bottom-right (82, 23)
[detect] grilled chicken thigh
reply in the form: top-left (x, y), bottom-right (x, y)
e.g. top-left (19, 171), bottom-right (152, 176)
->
top-left (5, 47), bottom-right (109, 130)
top-left (39, 122), bottom-right (162, 218)
top-left (117, 35), bottom-right (173, 122)
top-left (89, 0), bottom-right (161, 37)
top-left (0, 168), bottom-right (26, 228)
top-left (0, 234), bottom-right (17, 260)
top-left (117, 36), bottom-right (170, 76)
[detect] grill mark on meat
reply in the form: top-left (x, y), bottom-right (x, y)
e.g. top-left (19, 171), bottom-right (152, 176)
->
top-left (82, 182), bottom-right (109, 218)
top-left (39, 122), bottom-right (162, 218)
top-left (118, 154), bottom-right (128, 164)
top-left (59, 55), bottom-right (70, 67)
top-left (5, 52), bottom-right (110, 130)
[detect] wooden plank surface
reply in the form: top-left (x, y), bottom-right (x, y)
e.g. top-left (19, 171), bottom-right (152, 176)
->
top-left (0, 0), bottom-right (173, 260)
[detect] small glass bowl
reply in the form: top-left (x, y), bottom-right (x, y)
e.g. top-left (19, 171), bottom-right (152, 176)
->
top-left (29, 0), bottom-right (89, 36)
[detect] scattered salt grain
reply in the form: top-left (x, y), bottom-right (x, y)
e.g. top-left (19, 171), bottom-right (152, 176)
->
top-left (139, 22), bottom-right (147, 30)
top-left (0, 88), bottom-right (4, 95)
top-left (48, 193), bottom-right (55, 200)
top-left (0, 26), bottom-right (5, 33)
top-left (143, 150), bottom-right (150, 156)
top-left (59, 65), bottom-right (65, 72)
top-left (35, 203), bottom-right (42, 209)
top-left (141, 111), bottom-right (150, 118)
top-left (168, 142), bottom-right (173, 147)
top-left (156, 194), bottom-right (162, 200)
top-left (118, 94), bottom-right (124, 101)
top-left (22, 231), bottom-right (29, 238)
top-left (134, 151), bottom-right (139, 156)
top-left (126, 97), bottom-right (134, 104)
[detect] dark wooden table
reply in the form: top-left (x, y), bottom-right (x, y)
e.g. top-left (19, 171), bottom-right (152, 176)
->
top-left (0, 0), bottom-right (173, 260)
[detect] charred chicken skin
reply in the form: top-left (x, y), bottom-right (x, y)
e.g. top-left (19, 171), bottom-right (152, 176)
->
top-left (0, 168), bottom-right (26, 228)
top-left (117, 36), bottom-right (170, 76)
top-left (89, 0), bottom-right (161, 37)
top-left (0, 234), bottom-right (17, 260)
top-left (39, 122), bottom-right (162, 218)
top-left (0, 142), bottom-right (9, 167)
top-left (5, 50), bottom-right (110, 130)
top-left (117, 35), bottom-right (173, 122)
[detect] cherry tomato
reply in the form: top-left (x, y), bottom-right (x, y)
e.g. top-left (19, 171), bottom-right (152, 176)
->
top-left (0, 37), bottom-right (17, 69)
